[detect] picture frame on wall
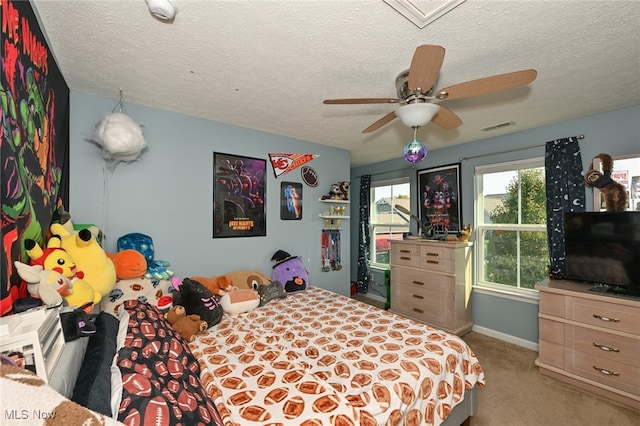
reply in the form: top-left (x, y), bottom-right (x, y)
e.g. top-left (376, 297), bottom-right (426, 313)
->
top-left (213, 152), bottom-right (266, 238)
top-left (280, 182), bottom-right (303, 220)
top-left (417, 163), bottom-right (462, 237)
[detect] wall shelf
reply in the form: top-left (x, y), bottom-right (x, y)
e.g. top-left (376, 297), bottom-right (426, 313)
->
top-left (319, 199), bottom-right (350, 204)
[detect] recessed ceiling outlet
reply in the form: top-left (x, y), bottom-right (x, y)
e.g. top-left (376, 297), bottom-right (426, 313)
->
top-left (481, 121), bottom-right (515, 131)
top-left (146, 0), bottom-right (178, 20)
top-left (384, 0), bottom-right (466, 29)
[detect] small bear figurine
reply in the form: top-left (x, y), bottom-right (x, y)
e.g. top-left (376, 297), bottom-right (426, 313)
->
top-left (165, 305), bottom-right (208, 342)
top-left (338, 181), bottom-right (350, 201)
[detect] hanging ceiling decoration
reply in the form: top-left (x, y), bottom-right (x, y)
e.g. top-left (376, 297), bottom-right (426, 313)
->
top-left (89, 91), bottom-right (148, 168)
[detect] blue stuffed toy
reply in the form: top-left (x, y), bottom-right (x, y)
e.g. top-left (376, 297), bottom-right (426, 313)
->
top-left (271, 250), bottom-right (309, 293)
top-left (117, 233), bottom-right (174, 280)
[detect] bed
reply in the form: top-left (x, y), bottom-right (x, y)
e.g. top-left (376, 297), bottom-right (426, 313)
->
top-left (190, 286), bottom-right (485, 426)
top-left (3, 283), bottom-right (484, 426)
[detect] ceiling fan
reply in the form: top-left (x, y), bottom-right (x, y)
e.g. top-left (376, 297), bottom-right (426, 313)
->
top-left (323, 44), bottom-right (537, 134)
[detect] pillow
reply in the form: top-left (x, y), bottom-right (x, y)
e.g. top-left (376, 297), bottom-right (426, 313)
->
top-left (100, 277), bottom-right (172, 316)
top-left (257, 279), bottom-right (287, 306)
top-left (116, 300), bottom-right (223, 425)
top-left (71, 311), bottom-right (120, 416)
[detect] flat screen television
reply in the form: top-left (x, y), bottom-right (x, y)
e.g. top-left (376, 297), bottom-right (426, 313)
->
top-left (564, 211), bottom-right (640, 296)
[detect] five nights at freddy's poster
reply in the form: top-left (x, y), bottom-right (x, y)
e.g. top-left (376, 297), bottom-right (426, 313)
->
top-left (213, 153), bottom-right (266, 238)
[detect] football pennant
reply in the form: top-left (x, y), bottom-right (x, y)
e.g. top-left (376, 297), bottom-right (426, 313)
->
top-left (269, 153), bottom-right (318, 178)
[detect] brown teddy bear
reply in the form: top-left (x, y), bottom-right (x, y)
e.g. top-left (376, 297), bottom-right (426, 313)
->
top-left (164, 305), bottom-right (208, 342)
top-left (584, 153), bottom-right (628, 211)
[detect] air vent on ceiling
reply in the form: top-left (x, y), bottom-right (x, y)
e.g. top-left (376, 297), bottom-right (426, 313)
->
top-left (481, 121), bottom-right (515, 131)
top-left (384, 0), bottom-right (467, 28)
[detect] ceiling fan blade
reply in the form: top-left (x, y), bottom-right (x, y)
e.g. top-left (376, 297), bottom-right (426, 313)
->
top-left (431, 104), bottom-right (463, 130)
top-left (363, 111), bottom-right (397, 133)
top-left (435, 69), bottom-right (537, 100)
top-left (323, 98), bottom-right (400, 105)
top-left (408, 45), bottom-right (446, 92)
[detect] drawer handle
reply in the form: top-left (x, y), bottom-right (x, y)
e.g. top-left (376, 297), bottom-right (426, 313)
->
top-left (412, 281), bottom-right (424, 286)
top-left (400, 256), bottom-right (411, 260)
top-left (592, 365), bottom-right (619, 376)
top-left (425, 252), bottom-right (439, 257)
top-left (400, 249), bottom-right (411, 253)
top-left (412, 308), bottom-right (424, 314)
top-left (592, 314), bottom-right (620, 323)
top-left (426, 260), bottom-right (440, 265)
top-left (592, 342), bottom-right (620, 353)
top-left (412, 294), bottom-right (424, 299)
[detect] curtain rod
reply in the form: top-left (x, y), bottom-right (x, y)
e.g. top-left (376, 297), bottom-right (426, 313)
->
top-left (353, 167), bottom-right (416, 180)
top-left (458, 134), bottom-right (585, 162)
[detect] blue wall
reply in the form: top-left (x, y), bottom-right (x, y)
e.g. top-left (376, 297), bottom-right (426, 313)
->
top-left (68, 92), bottom-right (352, 296)
top-left (350, 104), bottom-right (640, 345)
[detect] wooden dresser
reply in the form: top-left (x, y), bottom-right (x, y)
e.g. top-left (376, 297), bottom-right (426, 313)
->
top-left (389, 239), bottom-right (473, 336)
top-left (535, 279), bottom-right (640, 410)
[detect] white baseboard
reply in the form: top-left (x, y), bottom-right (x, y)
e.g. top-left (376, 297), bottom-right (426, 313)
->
top-left (471, 325), bottom-right (539, 352)
top-left (358, 292), bottom-right (386, 303)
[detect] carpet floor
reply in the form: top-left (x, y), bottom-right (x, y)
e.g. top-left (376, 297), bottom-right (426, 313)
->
top-left (461, 332), bottom-right (639, 426)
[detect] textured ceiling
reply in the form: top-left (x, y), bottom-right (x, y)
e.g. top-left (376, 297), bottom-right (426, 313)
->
top-left (32, 0), bottom-right (640, 167)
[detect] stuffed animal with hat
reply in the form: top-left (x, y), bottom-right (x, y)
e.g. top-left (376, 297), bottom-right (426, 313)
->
top-left (271, 250), bottom-right (309, 293)
top-left (584, 153), bottom-right (628, 211)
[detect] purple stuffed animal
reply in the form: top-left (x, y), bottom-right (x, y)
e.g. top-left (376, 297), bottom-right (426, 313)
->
top-left (271, 250), bottom-right (309, 293)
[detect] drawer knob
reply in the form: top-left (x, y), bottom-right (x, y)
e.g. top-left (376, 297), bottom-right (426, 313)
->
top-left (412, 281), bottom-right (424, 286)
top-left (400, 249), bottom-right (411, 253)
top-left (592, 365), bottom-right (619, 377)
top-left (400, 256), bottom-right (411, 260)
top-left (412, 294), bottom-right (424, 299)
top-left (592, 342), bottom-right (620, 353)
top-left (426, 260), bottom-right (440, 265)
top-left (413, 308), bottom-right (424, 314)
top-left (592, 314), bottom-right (620, 323)
top-left (426, 252), bottom-right (439, 257)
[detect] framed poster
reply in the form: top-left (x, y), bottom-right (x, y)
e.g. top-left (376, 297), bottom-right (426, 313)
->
top-left (213, 153), bottom-right (266, 238)
top-left (418, 163), bottom-right (462, 236)
top-left (280, 182), bottom-right (303, 220)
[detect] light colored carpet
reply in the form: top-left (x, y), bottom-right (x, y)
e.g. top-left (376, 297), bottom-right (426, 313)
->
top-left (461, 332), bottom-right (639, 426)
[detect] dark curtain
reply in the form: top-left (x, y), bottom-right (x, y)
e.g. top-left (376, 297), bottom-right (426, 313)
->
top-left (545, 137), bottom-right (585, 279)
top-left (356, 175), bottom-right (371, 293)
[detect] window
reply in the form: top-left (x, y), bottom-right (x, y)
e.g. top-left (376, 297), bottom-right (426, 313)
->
top-left (475, 158), bottom-right (548, 294)
top-left (370, 179), bottom-right (411, 267)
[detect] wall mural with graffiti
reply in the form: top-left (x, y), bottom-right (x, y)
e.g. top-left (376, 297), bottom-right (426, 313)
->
top-left (1, 0), bottom-right (70, 315)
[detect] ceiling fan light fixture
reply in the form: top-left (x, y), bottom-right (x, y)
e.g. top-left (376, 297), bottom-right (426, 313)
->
top-left (403, 138), bottom-right (428, 164)
top-left (395, 103), bottom-right (440, 128)
top-left (146, 0), bottom-right (178, 20)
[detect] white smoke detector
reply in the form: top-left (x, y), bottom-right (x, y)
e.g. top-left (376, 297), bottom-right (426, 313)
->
top-left (146, 0), bottom-right (178, 20)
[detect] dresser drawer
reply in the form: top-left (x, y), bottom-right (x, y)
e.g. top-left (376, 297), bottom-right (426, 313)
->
top-left (565, 349), bottom-right (640, 396)
top-left (392, 267), bottom-right (454, 294)
top-left (538, 292), bottom-right (565, 317)
top-left (392, 286), bottom-right (455, 328)
top-left (539, 317), bottom-right (564, 345)
top-left (391, 244), bottom-right (420, 267)
top-left (420, 245), bottom-right (454, 273)
top-left (565, 296), bottom-right (640, 335)
top-left (566, 324), bottom-right (639, 367)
